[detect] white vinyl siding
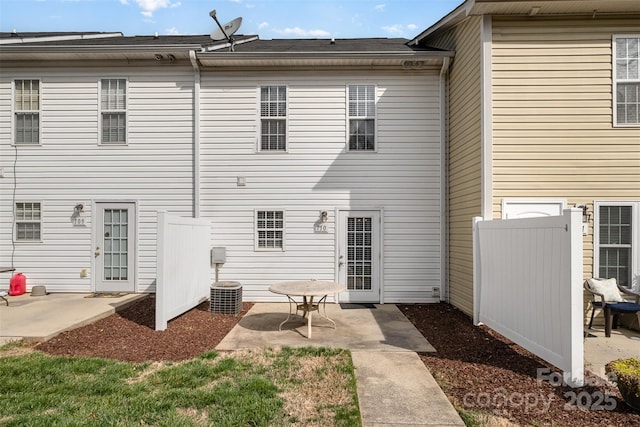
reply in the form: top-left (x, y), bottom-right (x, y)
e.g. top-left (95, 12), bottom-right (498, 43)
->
top-left (14, 79), bottom-right (40, 144)
top-left (0, 68), bottom-right (195, 292)
top-left (15, 202), bottom-right (42, 241)
top-left (491, 17), bottom-right (640, 282)
top-left (200, 71), bottom-right (443, 303)
top-left (100, 78), bottom-right (127, 144)
top-left (613, 35), bottom-right (640, 126)
top-left (260, 85), bottom-right (287, 151)
top-left (426, 16), bottom-right (484, 315)
top-left (348, 84), bottom-right (376, 151)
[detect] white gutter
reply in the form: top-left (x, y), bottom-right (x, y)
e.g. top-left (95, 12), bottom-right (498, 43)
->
top-left (439, 56), bottom-right (450, 303)
top-left (189, 50), bottom-right (201, 218)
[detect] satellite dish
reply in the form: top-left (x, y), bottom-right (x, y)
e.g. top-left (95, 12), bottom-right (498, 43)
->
top-left (210, 16), bottom-right (242, 41)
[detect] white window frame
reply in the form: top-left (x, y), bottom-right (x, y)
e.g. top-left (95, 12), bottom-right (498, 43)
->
top-left (12, 79), bottom-right (41, 145)
top-left (254, 209), bottom-right (286, 251)
top-left (501, 198), bottom-right (567, 219)
top-left (258, 85), bottom-right (288, 152)
top-left (14, 201), bottom-right (43, 242)
top-left (346, 84), bottom-right (377, 152)
top-left (99, 78), bottom-right (128, 144)
top-left (593, 201), bottom-right (640, 290)
top-left (613, 35), bottom-right (640, 127)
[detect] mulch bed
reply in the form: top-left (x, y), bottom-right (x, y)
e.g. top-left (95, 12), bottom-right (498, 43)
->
top-left (400, 303), bottom-right (640, 427)
top-left (33, 296), bottom-right (639, 425)
top-left (36, 296), bottom-right (253, 363)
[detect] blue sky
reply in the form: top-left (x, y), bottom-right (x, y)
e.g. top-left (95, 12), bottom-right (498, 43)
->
top-left (0, 0), bottom-right (462, 39)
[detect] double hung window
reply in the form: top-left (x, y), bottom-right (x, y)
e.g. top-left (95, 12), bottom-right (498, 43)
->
top-left (256, 210), bottom-right (284, 250)
top-left (260, 86), bottom-right (287, 151)
top-left (101, 79), bottom-right (127, 143)
top-left (15, 202), bottom-right (41, 241)
top-left (348, 84), bottom-right (376, 151)
top-left (613, 36), bottom-right (640, 126)
top-left (595, 202), bottom-right (639, 289)
top-left (14, 79), bottom-right (40, 144)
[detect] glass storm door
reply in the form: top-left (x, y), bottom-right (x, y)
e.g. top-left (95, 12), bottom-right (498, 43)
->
top-left (338, 211), bottom-right (380, 303)
top-left (95, 203), bottom-right (135, 292)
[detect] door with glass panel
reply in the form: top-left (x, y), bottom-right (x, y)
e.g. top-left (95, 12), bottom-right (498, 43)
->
top-left (338, 211), bottom-right (380, 303)
top-left (95, 203), bottom-right (135, 292)
top-left (595, 203), bottom-right (639, 289)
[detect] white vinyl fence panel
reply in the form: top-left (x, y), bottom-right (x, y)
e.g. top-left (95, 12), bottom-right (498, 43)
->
top-left (156, 211), bottom-right (212, 331)
top-left (473, 209), bottom-right (584, 386)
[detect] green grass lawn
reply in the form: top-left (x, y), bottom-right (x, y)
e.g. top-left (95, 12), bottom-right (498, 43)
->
top-left (0, 345), bottom-right (360, 426)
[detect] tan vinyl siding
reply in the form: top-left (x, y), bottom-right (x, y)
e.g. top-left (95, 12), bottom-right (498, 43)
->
top-left (0, 67), bottom-right (195, 292)
top-left (491, 16), bottom-right (640, 282)
top-left (200, 70), bottom-right (443, 303)
top-left (428, 16), bottom-right (484, 315)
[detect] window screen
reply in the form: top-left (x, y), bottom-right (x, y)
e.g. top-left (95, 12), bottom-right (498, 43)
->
top-left (598, 205), bottom-right (632, 287)
top-left (260, 86), bottom-right (286, 151)
top-left (614, 36), bottom-right (640, 125)
top-left (101, 79), bottom-right (127, 143)
top-left (15, 202), bottom-right (41, 241)
top-left (14, 80), bottom-right (40, 144)
top-left (348, 85), bottom-right (375, 150)
top-left (256, 210), bottom-right (284, 249)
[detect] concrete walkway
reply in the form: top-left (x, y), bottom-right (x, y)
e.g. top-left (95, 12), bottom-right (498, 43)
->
top-left (217, 302), bottom-right (465, 426)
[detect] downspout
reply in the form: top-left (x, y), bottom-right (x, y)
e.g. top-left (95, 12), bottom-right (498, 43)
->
top-left (189, 50), bottom-right (201, 218)
top-left (440, 56), bottom-right (450, 303)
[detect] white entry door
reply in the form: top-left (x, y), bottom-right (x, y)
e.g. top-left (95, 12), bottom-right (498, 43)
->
top-left (338, 211), bottom-right (380, 303)
top-left (95, 202), bottom-right (136, 292)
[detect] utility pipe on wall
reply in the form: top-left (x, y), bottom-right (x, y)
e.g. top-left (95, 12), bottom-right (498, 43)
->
top-left (189, 50), bottom-right (201, 218)
top-left (439, 56), bottom-right (450, 303)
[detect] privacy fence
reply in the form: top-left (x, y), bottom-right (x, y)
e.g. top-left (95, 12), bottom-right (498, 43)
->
top-left (473, 209), bottom-right (584, 387)
top-left (155, 211), bottom-right (212, 331)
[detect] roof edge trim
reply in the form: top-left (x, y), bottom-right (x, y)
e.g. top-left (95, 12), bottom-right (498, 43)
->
top-left (0, 32), bottom-right (124, 45)
top-left (409, 0), bottom-right (473, 46)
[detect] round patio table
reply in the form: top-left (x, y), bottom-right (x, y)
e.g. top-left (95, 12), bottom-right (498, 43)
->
top-left (269, 280), bottom-right (345, 339)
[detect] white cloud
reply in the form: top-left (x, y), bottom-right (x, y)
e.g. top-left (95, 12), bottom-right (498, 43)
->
top-left (375, 4), bottom-right (385, 12)
top-left (120, 0), bottom-right (129, 5)
top-left (165, 26), bottom-right (181, 35)
top-left (382, 24), bottom-right (404, 35)
top-left (274, 27), bottom-right (331, 37)
top-left (407, 23), bottom-right (417, 31)
top-left (258, 22), bottom-right (269, 30)
top-left (131, 0), bottom-right (180, 18)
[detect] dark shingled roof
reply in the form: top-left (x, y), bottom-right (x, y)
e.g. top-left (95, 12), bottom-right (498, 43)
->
top-left (207, 38), bottom-right (440, 53)
top-left (0, 32), bottom-right (444, 53)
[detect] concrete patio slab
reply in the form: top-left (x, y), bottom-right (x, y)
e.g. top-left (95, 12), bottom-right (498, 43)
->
top-left (0, 292), bottom-right (146, 345)
top-left (215, 302), bottom-right (435, 352)
top-left (584, 325), bottom-right (640, 380)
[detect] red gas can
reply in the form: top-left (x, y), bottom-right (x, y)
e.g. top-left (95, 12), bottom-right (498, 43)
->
top-left (9, 273), bottom-right (26, 296)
